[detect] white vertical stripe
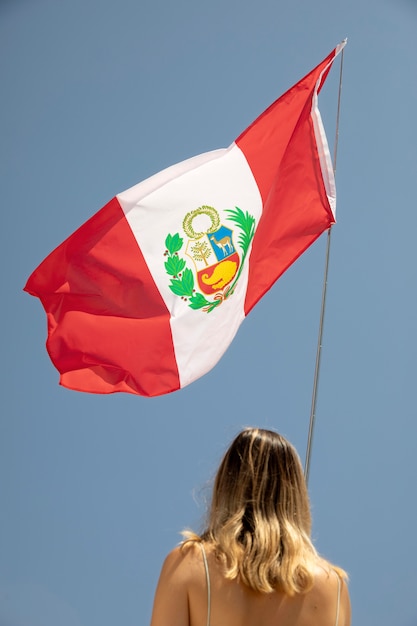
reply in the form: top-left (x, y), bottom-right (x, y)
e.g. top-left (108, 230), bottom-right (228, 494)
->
top-left (311, 92), bottom-right (336, 216)
top-left (311, 41), bottom-right (346, 218)
top-left (117, 144), bottom-right (262, 389)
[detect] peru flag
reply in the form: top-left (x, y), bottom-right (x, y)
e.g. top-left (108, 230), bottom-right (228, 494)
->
top-left (24, 42), bottom-right (346, 397)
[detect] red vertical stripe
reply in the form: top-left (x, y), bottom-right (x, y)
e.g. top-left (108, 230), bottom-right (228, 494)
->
top-left (24, 197), bottom-right (180, 396)
top-left (236, 48), bottom-right (337, 315)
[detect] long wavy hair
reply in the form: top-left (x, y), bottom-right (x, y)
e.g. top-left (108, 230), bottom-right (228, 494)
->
top-left (183, 427), bottom-right (345, 595)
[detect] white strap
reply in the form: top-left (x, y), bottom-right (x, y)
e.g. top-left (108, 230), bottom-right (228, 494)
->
top-left (199, 543), bottom-right (211, 626)
top-left (334, 574), bottom-right (341, 626)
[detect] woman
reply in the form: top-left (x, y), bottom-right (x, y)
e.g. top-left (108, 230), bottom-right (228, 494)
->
top-left (150, 427), bottom-right (351, 626)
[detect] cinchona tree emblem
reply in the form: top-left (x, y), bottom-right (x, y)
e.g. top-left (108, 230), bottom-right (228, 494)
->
top-left (164, 205), bottom-right (255, 313)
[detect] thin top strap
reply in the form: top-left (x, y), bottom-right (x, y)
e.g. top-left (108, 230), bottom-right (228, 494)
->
top-left (199, 542), bottom-right (211, 626)
top-left (334, 573), bottom-right (341, 626)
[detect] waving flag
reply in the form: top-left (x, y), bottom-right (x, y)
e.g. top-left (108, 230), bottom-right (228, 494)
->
top-left (25, 42), bottom-right (346, 397)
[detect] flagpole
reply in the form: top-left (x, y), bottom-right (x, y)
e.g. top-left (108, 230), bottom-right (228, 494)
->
top-left (304, 45), bottom-right (345, 485)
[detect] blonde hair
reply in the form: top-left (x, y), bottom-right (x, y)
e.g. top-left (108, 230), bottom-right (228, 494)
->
top-left (183, 427), bottom-right (346, 595)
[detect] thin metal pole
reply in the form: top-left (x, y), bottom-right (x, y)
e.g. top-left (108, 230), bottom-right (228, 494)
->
top-left (304, 46), bottom-right (345, 484)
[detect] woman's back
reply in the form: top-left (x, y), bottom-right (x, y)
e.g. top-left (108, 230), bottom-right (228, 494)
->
top-left (150, 429), bottom-right (351, 626)
top-left (150, 542), bottom-right (351, 626)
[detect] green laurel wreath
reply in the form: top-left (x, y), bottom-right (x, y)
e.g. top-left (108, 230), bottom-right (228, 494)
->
top-left (164, 207), bottom-right (255, 313)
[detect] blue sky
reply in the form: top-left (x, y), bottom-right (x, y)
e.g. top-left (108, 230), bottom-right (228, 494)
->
top-left (1, 0), bottom-right (417, 624)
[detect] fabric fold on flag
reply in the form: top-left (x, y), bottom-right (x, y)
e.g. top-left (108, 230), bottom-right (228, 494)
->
top-left (25, 41), bottom-right (346, 397)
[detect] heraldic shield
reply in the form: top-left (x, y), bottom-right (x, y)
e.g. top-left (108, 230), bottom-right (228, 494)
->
top-left (164, 204), bottom-right (254, 313)
top-left (184, 208), bottom-right (240, 296)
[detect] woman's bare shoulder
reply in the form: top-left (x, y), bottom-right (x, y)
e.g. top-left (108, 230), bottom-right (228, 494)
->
top-left (314, 558), bottom-right (347, 588)
top-left (150, 544), bottom-right (202, 626)
top-left (159, 541), bottom-right (205, 584)
top-left (307, 559), bottom-right (351, 626)
top-left (309, 559), bottom-right (344, 594)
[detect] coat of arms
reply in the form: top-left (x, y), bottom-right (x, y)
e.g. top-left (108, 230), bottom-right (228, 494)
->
top-left (164, 205), bottom-right (255, 312)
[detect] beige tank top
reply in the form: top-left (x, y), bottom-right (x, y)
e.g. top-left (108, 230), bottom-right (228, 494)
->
top-left (199, 543), bottom-right (341, 626)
